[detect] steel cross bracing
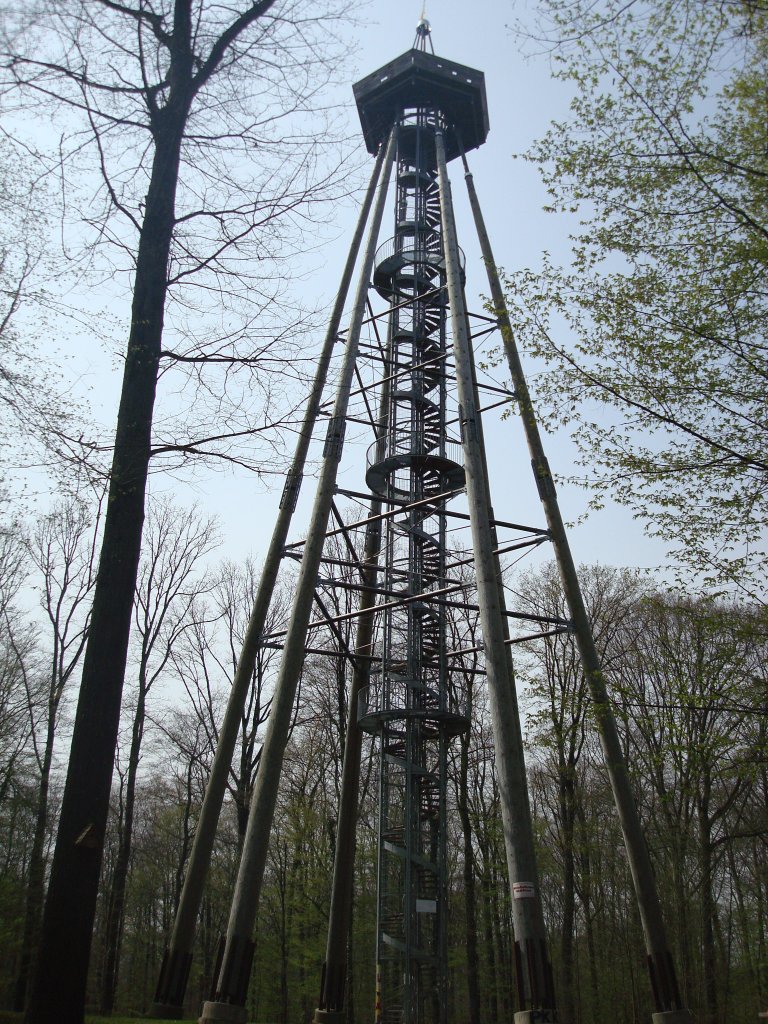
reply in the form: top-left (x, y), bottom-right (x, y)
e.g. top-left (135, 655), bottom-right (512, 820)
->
top-left (154, 37), bottom-right (692, 1024)
top-left (299, 108), bottom-right (564, 1024)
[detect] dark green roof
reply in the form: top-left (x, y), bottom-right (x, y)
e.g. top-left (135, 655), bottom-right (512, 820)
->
top-left (353, 49), bottom-right (489, 161)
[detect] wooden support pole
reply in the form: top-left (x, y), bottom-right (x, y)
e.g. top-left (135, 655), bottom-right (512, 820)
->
top-left (198, 127), bottom-right (396, 1024)
top-left (462, 154), bottom-right (692, 1024)
top-left (436, 131), bottom-right (557, 1024)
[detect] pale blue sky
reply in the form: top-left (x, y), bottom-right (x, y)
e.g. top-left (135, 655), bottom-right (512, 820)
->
top-left (191, 0), bottom-right (674, 580)
top-left (14, 0), bottom-right (673, 581)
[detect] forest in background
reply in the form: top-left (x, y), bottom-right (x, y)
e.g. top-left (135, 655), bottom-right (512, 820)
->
top-left (0, 1), bottom-right (766, 1023)
top-left (0, 505), bottom-right (765, 1023)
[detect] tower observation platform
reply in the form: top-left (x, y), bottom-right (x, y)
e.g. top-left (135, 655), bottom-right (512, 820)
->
top-left (353, 49), bottom-right (489, 161)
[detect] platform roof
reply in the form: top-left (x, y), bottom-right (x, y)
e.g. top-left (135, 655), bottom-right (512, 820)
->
top-left (353, 49), bottom-right (489, 162)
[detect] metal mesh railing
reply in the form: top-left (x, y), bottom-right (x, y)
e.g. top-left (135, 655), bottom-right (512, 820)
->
top-left (367, 430), bottom-right (463, 474)
top-left (374, 235), bottom-right (465, 271)
top-left (359, 674), bottom-right (468, 722)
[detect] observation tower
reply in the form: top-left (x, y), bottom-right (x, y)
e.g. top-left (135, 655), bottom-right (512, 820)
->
top-left (353, 22), bottom-right (484, 1024)
top-left (153, 18), bottom-right (693, 1024)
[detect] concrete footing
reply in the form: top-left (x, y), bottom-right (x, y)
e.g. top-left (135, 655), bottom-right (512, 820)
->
top-left (652, 1012), bottom-right (694, 1024)
top-left (198, 1000), bottom-right (247, 1024)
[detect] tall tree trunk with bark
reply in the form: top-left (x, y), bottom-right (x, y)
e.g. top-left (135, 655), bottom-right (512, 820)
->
top-left (26, 108), bottom-right (188, 1024)
top-left (99, 685), bottom-right (146, 1013)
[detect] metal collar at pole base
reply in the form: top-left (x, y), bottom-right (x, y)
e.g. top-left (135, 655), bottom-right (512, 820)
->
top-left (151, 946), bottom-right (193, 1018)
top-left (313, 1009), bottom-right (346, 1024)
top-left (652, 1012), bottom-right (694, 1024)
top-left (514, 1010), bottom-right (558, 1024)
top-left (199, 1001), bottom-right (248, 1024)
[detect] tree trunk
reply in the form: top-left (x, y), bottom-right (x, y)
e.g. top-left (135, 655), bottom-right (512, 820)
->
top-left (699, 780), bottom-right (718, 1024)
top-left (490, 855), bottom-right (511, 1017)
top-left (559, 769), bottom-right (576, 1024)
top-left (24, 111), bottom-right (187, 1024)
top-left (584, 902), bottom-right (599, 1019)
top-left (13, 712), bottom-right (56, 1011)
top-left (576, 801), bottom-right (599, 1018)
top-left (100, 684), bottom-right (147, 1013)
top-left (457, 727), bottom-right (481, 1024)
top-left (727, 841), bottom-right (759, 999)
top-left (346, 886), bottom-right (355, 1024)
top-left (479, 844), bottom-right (498, 1022)
top-left (279, 845), bottom-right (290, 1024)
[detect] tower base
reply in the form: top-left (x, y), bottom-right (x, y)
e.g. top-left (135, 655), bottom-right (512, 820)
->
top-left (652, 1012), bottom-right (694, 1024)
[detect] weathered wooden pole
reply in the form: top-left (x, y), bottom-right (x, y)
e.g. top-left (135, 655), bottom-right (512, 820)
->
top-left (437, 130), bottom-right (557, 1024)
top-left (462, 154), bottom-right (692, 1024)
top-left (198, 128), bottom-right (396, 1024)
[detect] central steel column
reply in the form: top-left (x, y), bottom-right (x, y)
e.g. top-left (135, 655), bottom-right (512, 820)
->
top-left (357, 108), bottom-right (469, 1024)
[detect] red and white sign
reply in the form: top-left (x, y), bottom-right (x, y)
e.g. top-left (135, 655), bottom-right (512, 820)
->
top-left (512, 881), bottom-right (536, 900)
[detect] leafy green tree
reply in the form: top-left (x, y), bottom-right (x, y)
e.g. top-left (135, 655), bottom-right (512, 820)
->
top-left (513, 563), bottom-right (766, 1022)
top-left (504, 0), bottom-right (768, 593)
top-left (516, 562), bottom-right (647, 1022)
top-left (616, 594), bottom-right (766, 1022)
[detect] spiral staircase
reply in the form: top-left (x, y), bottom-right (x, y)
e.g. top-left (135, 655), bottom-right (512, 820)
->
top-left (358, 110), bottom-right (469, 1024)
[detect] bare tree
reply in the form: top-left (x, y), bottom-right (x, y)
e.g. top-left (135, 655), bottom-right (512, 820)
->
top-left (13, 499), bottom-right (98, 1011)
top-left (0, 140), bottom-right (88, 483)
top-left (100, 497), bottom-right (218, 1014)
top-left (0, 4), bottom-right (359, 1022)
top-left (169, 558), bottom-right (288, 842)
top-left (0, 527), bottom-right (36, 806)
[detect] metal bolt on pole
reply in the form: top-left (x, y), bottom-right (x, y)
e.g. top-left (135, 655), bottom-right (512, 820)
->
top-left (149, 139), bottom-right (391, 1020)
top-left (436, 130), bottom-right (557, 1024)
top-left (198, 128), bottom-right (396, 1024)
top-left (462, 155), bottom-right (693, 1024)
